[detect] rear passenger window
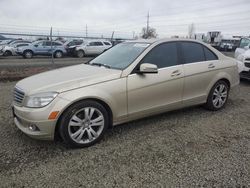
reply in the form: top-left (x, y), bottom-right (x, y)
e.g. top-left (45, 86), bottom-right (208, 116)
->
top-left (204, 47), bottom-right (218, 61)
top-left (141, 42), bottom-right (178, 68)
top-left (181, 42), bottom-right (205, 64)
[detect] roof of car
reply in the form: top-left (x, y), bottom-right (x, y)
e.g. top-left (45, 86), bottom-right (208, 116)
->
top-left (126, 38), bottom-right (207, 44)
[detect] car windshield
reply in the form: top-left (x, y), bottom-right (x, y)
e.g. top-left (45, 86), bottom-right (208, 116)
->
top-left (240, 38), bottom-right (250, 48)
top-left (89, 42), bottom-right (150, 70)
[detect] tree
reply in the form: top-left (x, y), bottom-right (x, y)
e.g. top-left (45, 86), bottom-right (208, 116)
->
top-left (141, 26), bottom-right (158, 39)
top-left (188, 23), bottom-right (195, 39)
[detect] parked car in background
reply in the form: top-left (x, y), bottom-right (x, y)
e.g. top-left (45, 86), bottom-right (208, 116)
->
top-left (3, 42), bottom-right (31, 56)
top-left (12, 39), bottom-right (239, 148)
top-left (16, 40), bottom-right (67, 58)
top-left (219, 40), bottom-right (233, 51)
top-left (75, 40), bottom-right (112, 58)
top-left (64, 39), bottom-right (84, 56)
top-left (235, 38), bottom-right (250, 80)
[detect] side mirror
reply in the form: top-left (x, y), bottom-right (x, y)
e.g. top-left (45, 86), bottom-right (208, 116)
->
top-left (34, 44), bottom-right (38, 47)
top-left (138, 63), bottom-right (158, 74)
top-left (244, 45), bottom-right (249, 50)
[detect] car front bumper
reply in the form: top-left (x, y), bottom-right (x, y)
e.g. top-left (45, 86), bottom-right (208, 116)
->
top-left (13, 106), bottom-right (56, 140)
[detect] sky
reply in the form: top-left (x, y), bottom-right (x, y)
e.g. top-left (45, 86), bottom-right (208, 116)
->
top-left (0, 0), bottom-right (250, 39)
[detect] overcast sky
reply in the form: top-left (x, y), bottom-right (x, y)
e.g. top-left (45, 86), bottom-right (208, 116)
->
top-left (0, 0), bottom-right (250, 39)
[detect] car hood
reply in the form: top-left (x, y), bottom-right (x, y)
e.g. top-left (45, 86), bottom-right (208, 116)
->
top-left (16, 64), bottom-right (122, 95)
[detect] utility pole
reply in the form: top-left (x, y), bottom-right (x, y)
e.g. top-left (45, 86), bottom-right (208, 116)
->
top-left (50, 27), bottom-right (54, 64)
top-left (132, 31), bottom-right (135, 39)
top-left (146, 11), bottom-right (150, 39)
top-left (85, 24), bottom-right (88, 38)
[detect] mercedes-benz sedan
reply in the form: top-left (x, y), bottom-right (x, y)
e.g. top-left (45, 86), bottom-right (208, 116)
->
top-left (12, 39), bottom-right (239, 148)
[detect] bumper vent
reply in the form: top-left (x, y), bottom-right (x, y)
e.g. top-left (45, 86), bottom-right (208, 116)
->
top-left (245, 63), bottom-right (250, 68)
top-left (13, 87), bottom-right (25, 105)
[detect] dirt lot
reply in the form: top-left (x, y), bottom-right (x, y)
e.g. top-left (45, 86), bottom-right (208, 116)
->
top-left (0, 80), bottom-right (250, 187)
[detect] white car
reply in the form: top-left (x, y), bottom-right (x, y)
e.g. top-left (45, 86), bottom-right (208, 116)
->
top-left (235, 38), bottom-right (250, 80)
top-left (3, 42), bottom-right (31, 56)
top-left (75, 40), bottom-right (112, 58)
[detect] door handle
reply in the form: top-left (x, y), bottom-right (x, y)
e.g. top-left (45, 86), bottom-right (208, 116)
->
top-left (171, 70), bottom-right (181, 77)
top-left (208, 64), bottom-right (215, 69)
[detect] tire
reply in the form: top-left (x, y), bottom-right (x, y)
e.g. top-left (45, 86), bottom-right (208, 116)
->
top-left (77, 50), bottom-right (85, 58)
top-left (204, 80), bottom-right (229, 111)
top-left (23, 50), bottom-right (33, 59)
top-left (4, 50), bottom-right (12, 56)
top-left (54, 51), bottom-right (63, 58)
top-left (59, 100), bottom-right (109, 148)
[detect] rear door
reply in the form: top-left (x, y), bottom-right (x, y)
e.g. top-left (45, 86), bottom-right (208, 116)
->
top-left (180, 41), bottom-right (219, 106)
top-left (127, 42), bottom-right (184, 117)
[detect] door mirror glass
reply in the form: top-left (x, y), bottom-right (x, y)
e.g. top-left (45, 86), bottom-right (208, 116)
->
top-left (138, 63), bottom-right (158, 74)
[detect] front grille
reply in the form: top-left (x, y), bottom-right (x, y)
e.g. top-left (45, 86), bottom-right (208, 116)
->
top-left (245, 58), bottom-right (250, 61)
top-left (13, 87), bottom-right (25, 105)
top-left (245, 63), bottom-right (250, 68)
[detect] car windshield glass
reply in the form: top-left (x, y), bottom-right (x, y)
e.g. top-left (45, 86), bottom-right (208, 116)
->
top-left (89, 42), bottom-right (150, 70)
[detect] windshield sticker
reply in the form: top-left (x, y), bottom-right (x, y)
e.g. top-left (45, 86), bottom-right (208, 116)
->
top-left (133, 43), bottom-right (150, 48)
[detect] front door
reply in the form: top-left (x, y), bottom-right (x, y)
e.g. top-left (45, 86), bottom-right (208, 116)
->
top-left (127, 42), bottom-right (184, 118)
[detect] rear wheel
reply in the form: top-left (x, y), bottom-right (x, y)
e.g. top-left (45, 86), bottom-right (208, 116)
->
top-left (23, 50), bottom-right (33, 59)
top-left (4, 50), bottom-right (12, 56)
top-left (77, 50), bottom-right (85, 58)
top-left (205, 80), bottom-right (229, 111)
top-left (54, 51), bottom-right (63, 58)
top-left (59, 100), bottom-right (109, 148)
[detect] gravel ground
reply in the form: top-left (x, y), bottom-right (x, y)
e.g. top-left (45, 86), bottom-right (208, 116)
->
top-left (0, 80), bottom-right (250, 187)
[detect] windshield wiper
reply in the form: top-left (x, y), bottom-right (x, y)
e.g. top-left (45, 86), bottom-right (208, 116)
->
top-left (90, 63), bottom-right (111, 69)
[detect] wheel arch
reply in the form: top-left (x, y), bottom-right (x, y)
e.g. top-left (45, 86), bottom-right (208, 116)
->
top-left (4, 50), bottom-right (12, 56)
top-left (54, 98), bottom-right (113, 140)
top-left (206, 72), bottom-right (232, 95)
top-left (23, 49), bottom-right (34, 55)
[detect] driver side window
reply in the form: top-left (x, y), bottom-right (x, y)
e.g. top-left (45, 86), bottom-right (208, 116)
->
top-left (141, 42), bottom-right (178, 69)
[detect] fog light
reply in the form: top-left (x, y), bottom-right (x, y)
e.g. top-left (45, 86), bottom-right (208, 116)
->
top-left (28, 124), bottom-right (39, 131)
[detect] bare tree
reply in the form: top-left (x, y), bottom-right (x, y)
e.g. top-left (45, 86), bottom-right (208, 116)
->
top-left (188, 23), bottom-right (195, 39)
top-left (141, 27), bottom-right (158, 39)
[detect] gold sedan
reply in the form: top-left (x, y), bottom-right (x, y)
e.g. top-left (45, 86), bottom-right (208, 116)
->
top-left (12, 39), bottom-right (239, 148)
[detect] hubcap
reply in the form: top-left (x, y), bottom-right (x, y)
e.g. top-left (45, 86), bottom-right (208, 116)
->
top-left (26, 52), bottom-right (32, 58)
top-left (56, 52), bottom-right (62, 58)
top-left (212, 84), bottom-right (228, 108)
top-left (68, 107), bottom-right (104, 144)
top-left (78, 51), bottom-right (83, 58)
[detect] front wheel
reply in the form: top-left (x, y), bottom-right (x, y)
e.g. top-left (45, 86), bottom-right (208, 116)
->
top-left (23, 50), bottom-right (33, 59)
top-left (204, 80), bottom-right (229, 111)
top-left (59, 100), bottom-right (109, 148)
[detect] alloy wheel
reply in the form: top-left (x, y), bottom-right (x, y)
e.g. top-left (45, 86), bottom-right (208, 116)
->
top-left (212, 84), bottom-right (228, 108)
top-left (68, 107), bottom-right (105, 144)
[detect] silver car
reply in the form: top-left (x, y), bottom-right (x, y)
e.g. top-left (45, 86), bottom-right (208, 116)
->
top-left (12, 39), bottom-right (239, 148)
top-left (16, 40), bottom-right (67, 58)
top-left (75, 40), bottom-right (112, 58)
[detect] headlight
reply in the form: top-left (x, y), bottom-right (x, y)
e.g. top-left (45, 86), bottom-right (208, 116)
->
top-left (25, 92), bottom-right (58, 108)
